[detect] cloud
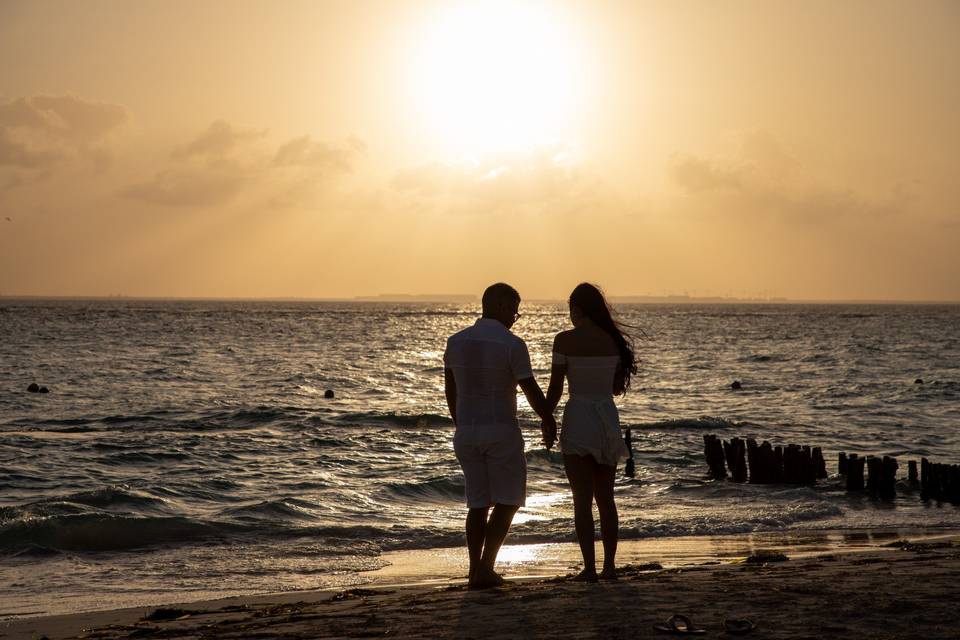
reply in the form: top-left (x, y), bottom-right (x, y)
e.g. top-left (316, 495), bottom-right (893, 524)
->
top-left (0, 95), bottom-right (129, 142)
top-left (669, 154), bottom-right (742, 194)
top-left (669, 129), bottom-right (901, 221)
top-left (0, 95), bottom-right (130, 173)
top-left (171, 120), bottom-right (265, 159)
top-left (124, 121), bottom-right (365, 208)
top-left (391, 148), bottom-right (608, 215)
top-left (122, 163), bottom-right (250, 207)
top-left (273, 135), bottom-right (365, 171)
top-left (0, 128), bottom-right (59, 169)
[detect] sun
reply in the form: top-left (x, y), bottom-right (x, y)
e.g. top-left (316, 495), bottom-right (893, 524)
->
top-left (407, 1), bottom-right (590, 157)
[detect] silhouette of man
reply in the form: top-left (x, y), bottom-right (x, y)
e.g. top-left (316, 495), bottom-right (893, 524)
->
top-left (443, 282), bottom-right (556, 588)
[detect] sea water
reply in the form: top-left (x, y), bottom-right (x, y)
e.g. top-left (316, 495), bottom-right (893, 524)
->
top-left (1, 300), bottom-right (958, 616)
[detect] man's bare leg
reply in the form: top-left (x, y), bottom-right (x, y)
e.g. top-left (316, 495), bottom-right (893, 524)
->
top-left (465, 507), bottom-right (488, 581)
top-left (470, 503), bottom-right (518, 587)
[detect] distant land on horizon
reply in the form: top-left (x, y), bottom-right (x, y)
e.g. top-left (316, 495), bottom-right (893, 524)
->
top-left (1, 294), bottom-right (959, 304)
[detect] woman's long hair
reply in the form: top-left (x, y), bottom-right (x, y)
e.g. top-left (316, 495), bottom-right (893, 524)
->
top-left (569, 282), bottom-right (638, 393)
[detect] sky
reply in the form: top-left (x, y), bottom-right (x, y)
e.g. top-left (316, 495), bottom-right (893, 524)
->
top-left (0, 0), bottom-right (958, 300)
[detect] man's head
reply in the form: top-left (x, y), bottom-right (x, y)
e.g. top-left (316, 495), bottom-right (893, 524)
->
top-left (481, 282), bottom-right (521, 329)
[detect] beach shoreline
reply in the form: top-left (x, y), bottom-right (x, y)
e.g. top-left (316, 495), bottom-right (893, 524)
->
top-left (3, 529), bottom-right (958, 639)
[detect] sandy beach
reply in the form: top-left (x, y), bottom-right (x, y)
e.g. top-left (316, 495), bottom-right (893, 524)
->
top-left (4, 533), bottom-right (958, 640)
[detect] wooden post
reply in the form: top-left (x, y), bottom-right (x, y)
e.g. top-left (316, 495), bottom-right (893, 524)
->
top-left (773, 445), bottom-right (784, 483)
top-left (802, 445), bottom-right (816, 484)
top-left (724, 437), bottom-right (747, 483)
top-left (880, 456), bottom-right (898, 499)
top-left (838, 452), bottom-right (848, 475)
top-left (908, 460), bottom-right (918, 485)
top-left (723, 438), bottom-right (734, 478)
top-left (813, 447), bottom-right (828, 480)
top-left (926, 462), bottom-right (942, 501)
top-left (757, 441), bottom-right (775, 484)
top-left (783, 445), bottom-right (794, 483)
top-left (735, 438), bottom-right (748, 483)
top-left (703, 434), bottom-right (727, 480)
top-left (920, 458), bottom-right (930, 500)
top-left (784, 444), bottom-right (803, 484)
top-left (950, 465), bottom-right (960, 504)
top-left (746, 438), bottom-right (760, 484)
top-left (945, 464), bottom-right (957, 504)
top-left (846, 454), bottom-right (864, 492)
top-left (866, 456), bottom-right (881, 496)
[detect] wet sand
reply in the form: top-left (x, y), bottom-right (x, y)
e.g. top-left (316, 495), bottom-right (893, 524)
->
top-left (3, 533), bottom-right (958, 639)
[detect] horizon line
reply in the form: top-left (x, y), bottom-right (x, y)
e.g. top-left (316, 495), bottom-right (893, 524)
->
top-left (1, 294), bottom-right (959, 305)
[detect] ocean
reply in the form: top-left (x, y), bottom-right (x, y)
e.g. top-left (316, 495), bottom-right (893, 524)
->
top-left (1, 300), bottom-right (959, 617)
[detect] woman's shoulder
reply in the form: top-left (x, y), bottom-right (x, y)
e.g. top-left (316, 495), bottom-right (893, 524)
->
top-left (552, 329), bottom-right (575, 353)
top-left (558, 326), bottom-right (620, 357)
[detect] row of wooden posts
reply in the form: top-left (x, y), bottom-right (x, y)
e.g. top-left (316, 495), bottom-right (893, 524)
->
top-left (702, 434), bottom-right (960, 504)
top-left (703, 435), bottom-right (827, 485)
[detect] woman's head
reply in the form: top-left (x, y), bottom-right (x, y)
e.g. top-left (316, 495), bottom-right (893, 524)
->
top-left (569, 282), bottom-right (638, 393)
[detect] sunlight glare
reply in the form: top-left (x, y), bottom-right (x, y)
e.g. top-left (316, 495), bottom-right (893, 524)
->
top-left (409, 1), bottom-right (588, 156)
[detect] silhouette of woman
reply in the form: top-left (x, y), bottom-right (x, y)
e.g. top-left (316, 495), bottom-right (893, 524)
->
top-left (545, 283), bottom-right (638, 581)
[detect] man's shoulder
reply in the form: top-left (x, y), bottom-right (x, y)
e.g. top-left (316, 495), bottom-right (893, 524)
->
top-left (446, 321), bottom-right (523, 352)
top-left (507, 331), bottom-right (528, 350)
top-left (447, 324), bottom-right (479, 344)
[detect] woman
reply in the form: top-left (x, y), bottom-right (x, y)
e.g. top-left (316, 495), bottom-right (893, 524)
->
top-left (545, 283), bottom-right (638, 581)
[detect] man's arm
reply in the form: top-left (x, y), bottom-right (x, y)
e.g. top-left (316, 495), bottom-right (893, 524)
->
top-left (444, 368), bottom-right (457, 426)
top-left (517, 377), bottom-right (549, 420)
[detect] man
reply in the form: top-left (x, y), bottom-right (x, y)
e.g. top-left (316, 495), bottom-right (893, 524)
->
top-left (443, 282), bottom-right (557, 588)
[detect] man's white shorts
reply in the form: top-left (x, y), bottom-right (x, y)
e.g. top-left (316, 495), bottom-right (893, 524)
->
top-left (453, 424), bottom-right (526, 508)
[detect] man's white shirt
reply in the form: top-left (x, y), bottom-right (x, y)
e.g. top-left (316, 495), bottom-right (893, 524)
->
top-left (443, 318), bottom-right (533, 429)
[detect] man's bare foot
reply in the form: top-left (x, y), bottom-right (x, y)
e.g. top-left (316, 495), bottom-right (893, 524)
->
top-left (599, 567), bottom-right (618, 581)
top-left (571, 568), bottom-right (598, 582)
top-left (468, 569), bottom-right (505, 589)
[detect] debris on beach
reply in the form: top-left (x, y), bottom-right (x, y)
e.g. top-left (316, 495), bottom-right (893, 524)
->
top-left (330, 588), bottom-right (393, 602)
top-left (745, 550), bottom-right (788, 564)
top-left (142, 607), bottom-right (200, 621)
top-left (881, 539), bottom-right (956, 552)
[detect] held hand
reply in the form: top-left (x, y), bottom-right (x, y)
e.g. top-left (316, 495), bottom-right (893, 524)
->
top-left (540, 414), bottom-right (557, 450)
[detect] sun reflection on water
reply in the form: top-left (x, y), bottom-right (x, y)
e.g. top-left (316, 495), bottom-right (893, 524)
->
top-left (495, 543), bottom-right (551, 566)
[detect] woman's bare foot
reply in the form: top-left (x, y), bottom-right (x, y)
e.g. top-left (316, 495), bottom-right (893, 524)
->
top-left (468, 568), bottom-right (505, 589)
top-left (572, 568), bottom-right (598, 582)
top-left (599, 567), bottom-right (618, 581)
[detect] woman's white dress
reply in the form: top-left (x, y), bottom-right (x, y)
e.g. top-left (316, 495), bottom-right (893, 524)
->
top-left (553, 352), bottom-right (629, 467)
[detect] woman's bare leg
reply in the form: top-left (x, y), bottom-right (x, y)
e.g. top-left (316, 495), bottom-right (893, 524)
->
top-left (593, 462), bottom-right (618, 579)
top-left (564, 454), bottom-right (597, 580)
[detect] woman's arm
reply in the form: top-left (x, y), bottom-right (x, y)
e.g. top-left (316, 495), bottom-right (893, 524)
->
top-left (613, 361), bottom-right (626, 396)
top-left (545, 334), bottom-right (566, 413)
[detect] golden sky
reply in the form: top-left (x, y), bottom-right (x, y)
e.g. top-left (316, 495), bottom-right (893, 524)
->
top-left (1, 0), bottom-right (957, 300)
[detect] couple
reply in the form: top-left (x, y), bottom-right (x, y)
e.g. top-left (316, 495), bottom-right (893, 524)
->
top-left (443, 282), bottom-right (638, 588)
